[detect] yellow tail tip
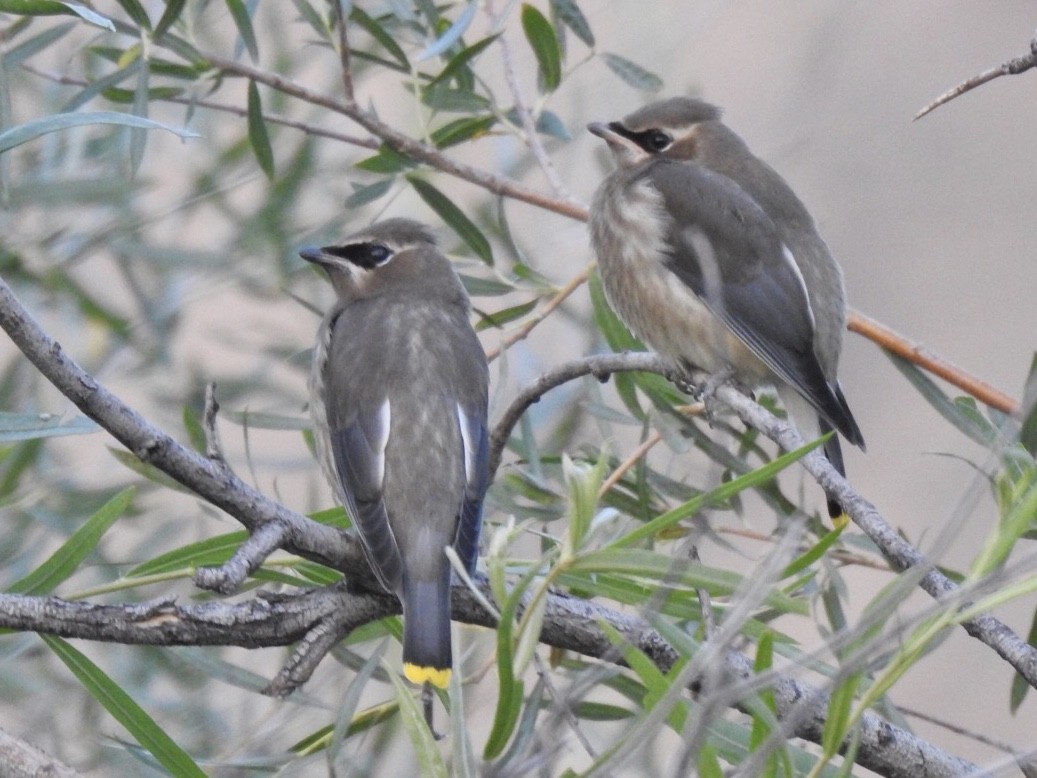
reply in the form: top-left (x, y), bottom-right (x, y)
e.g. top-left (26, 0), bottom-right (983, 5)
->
top-left (831, 511), bottom-right (850, 531)
top-left (403, 663), bottom-right (451, 689)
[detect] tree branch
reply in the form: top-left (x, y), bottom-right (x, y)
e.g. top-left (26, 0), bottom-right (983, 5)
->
top-left (490, 351), bottom-right (1037, 691)
top-left (915, 27), bottom-right (1037, 120)
top-left (0, 586), bottom-right (976, 778)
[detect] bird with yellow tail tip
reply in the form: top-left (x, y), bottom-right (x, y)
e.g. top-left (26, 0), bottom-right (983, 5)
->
top-left (301, 218), bottom-right (489, 692)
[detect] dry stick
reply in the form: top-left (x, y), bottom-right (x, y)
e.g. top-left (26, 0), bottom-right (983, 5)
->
top-left (915, 27), bottom-right (1037, 120)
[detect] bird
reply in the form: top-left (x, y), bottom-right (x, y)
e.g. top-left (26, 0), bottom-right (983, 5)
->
top-left (300, 218), bottom-right (489, 689)
top-left (587, 97), bottom-right (864, 518)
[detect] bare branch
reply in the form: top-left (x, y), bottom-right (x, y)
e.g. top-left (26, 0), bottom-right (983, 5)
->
top-left (915, 27), bottom-right (1037, 120)
top-left (0, 586), bottom-right (976, 778)
top-left (0, 728), bottom-right (81, 778)
top-left (334, 2), bottom-right (356, 104)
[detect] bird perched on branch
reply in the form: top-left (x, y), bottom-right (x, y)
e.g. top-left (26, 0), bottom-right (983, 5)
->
top-left (301, 218), bottom-right (489, 689)
top-left (588, 97), bottom-right (864, 518)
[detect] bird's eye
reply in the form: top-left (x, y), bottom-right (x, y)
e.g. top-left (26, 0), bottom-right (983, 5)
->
top-left (323, 242), bottom-right (394, 269)
top-left (644, 130), bottom-right (672, 152)
top-left (365, 244), bottom-right (392, 265)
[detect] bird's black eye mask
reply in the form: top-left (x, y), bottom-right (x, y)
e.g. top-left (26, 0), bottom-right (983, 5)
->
top-left (608, 122), bottom-right (674, 153)
top-left (321, 241), bottom-right (394, 269)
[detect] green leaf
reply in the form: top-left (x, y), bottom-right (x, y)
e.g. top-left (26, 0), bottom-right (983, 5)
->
top-left (153, 0), bottom-right (186, 39)
top-left (425, 34), bottom-right (499, 89)
top-left (224, 0), bottom-right (258, 61)
top-left (1, 22), bottom-right (75, 68)
top-left (350, 6), bottom-right (409, 71)
top-left (475, 299), bottom-right (537, 331)
top-left (886, 352), bottom-right (1000, 447)
top-left (407, 176), bottom-right (493, 264)
top-left (6, 487), bottom-right (136, 594)
top-left (600, 52), bottom-right (663, 92)
top-left (550, 0), bottom-right (594, 46)
top-left (345, 178), bottom-right (395, 207)
top-left (458, 274), bottom-right (514, 297)
top-left (431, 115), bottom-right (497, 149)
top-left (0, 411), bottom-right (97, 442)
top-left (125, 532), bottom-right (247, 577)
top-left (247, 80), bottom-right (275, 179)
top-left (1020, 353), bottom-right (1037, 456)
top-left (0, 111), bottom-right (198, 154)
top-left (521, 4), bottom-right (562, 92)
top-left (421, 84), bottom-right (492, 113)
top-left (1011, 604), bottom-right (1037, 712)
top-left (415, 0), bottom-right (477, 62)
top-left (355, 145), bottom-right (416, 174)
top-left (114, 0), bottom-right (150, 29)
top-left (608, 435), bottom-right (826, 549)
top-left (0, 2), bottom-right (115, 29)
top-left (42, 636), bottom-right (205, 777)
top-left (386, 668), bottom-right (448, 777)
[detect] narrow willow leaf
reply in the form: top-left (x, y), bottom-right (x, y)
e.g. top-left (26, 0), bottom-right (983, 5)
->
top-left (475, 299), bottom-right (537, 332)
top-left (535, 109), bottom-right (571, 140)
top-left (386, 669), bottom-right (448, 778)
top-left (0, 111), bottom-right (198, 154)
top-left (458, 274), bottom-right (514, 297)
top-left (6, 487), bottom-right (136, 594)
top-left (415, 0), bottom-right (476, 61)
top-left (114, 0), bottom-right (149, 28)
top-left (421, 84), bottom-right (491, 112)
top-left (600, 52), bottom-right (663, 92)
top-left (0, 412), bottom-right (97, 442)
top-left (0, 1), bottom-right (115, 29)
top-left (886, 352), bottom-right (999, 446)
top-left (607, 435), bottom-right (825, 550)
top-left (431, 115), bottom-right (496, 149)
top-left (355, 145), bottom-right (415, 174)
top-left (350, 6), bottom-right (409, 70)
top-left (42, 636), bottom-right (206, 777)
top-left (247, 80), bottom-right (274, 179)
top-left (0, 21), bottom-right (76, 67)
top-left (521, 4), bottom-right (562, 92)
top-left (225, 0), bottom-right (258, 60)
top-left (345, 178), bottom-right (395, 207)
top-left (550, 0), bottom-right (593, 46)
top-left (407, 176), bottom-right (493, 264)
top-left (425, 34), bottom-right (498, 89)
top-left (154, 0), bottom-right (186, 39)
top-left (125, 532), bottom-right (247, 577)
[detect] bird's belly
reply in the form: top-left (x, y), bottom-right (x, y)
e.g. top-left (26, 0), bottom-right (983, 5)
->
top-left (592, 191), bottom-right (767, 381)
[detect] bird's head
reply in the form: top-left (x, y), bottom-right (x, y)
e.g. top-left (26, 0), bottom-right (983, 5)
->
top-left (300, 218), bottom-right (448, 300)
top-left (588, 97), bottom-right (728, 168)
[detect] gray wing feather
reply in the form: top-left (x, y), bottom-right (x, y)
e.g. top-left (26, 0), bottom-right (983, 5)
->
top-left (649, 162), bottom-right (863, 446)
top-left (329, 398), bottom-right (402, 592)
top-left (454, 403), bottom-right (488, 576)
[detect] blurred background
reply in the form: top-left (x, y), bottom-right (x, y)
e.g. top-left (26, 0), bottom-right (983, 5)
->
top-left (1, 1), bottom-right (1035, 773)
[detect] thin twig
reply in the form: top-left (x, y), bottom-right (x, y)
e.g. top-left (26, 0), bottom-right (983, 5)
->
top-left (485, 264), bottom-right (593, 362)
top-left (598, 430), bottom-right (663, 499)
top-left (17, 63), bottom-right (378, 150)
top-left (334, 2), bottom-right (356, 103)
top-left (487, 0), bottom-right (574, 201)
top-left (915, 27), bottom-right (1037, 120)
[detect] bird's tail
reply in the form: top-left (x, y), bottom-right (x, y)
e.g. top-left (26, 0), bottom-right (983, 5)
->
top-left (401, 566), bottom-right (453, 689)
top-left (820, 419), bottom-right (848, 521)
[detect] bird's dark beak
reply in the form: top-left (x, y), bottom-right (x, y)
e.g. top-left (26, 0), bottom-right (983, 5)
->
top-left (299, 246), bottom-right (326, 264)
top-left (588, 121), bottom-right (635, 149)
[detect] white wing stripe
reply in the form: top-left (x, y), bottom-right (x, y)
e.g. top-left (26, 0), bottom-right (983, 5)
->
top-left (456, 404), bottom-right (475, 485)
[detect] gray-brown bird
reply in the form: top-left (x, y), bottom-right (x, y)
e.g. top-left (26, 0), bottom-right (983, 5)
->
top-left (301, 218), bottom-right (489, 688)
top-left (588, 97), bottom-right (863, 518)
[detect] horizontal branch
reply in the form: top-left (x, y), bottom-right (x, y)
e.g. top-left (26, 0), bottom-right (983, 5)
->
top-left (0, 584), bottom-right (975, 778)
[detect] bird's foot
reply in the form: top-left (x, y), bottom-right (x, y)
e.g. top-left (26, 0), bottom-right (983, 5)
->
top-left (691, 368), bottom-right (736, 425)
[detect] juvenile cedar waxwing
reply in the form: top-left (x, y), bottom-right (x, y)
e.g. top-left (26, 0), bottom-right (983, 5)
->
top-left (588, 97), bottom-right (864, 518)
top-left (301, 218), bottom-right (489, 689)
